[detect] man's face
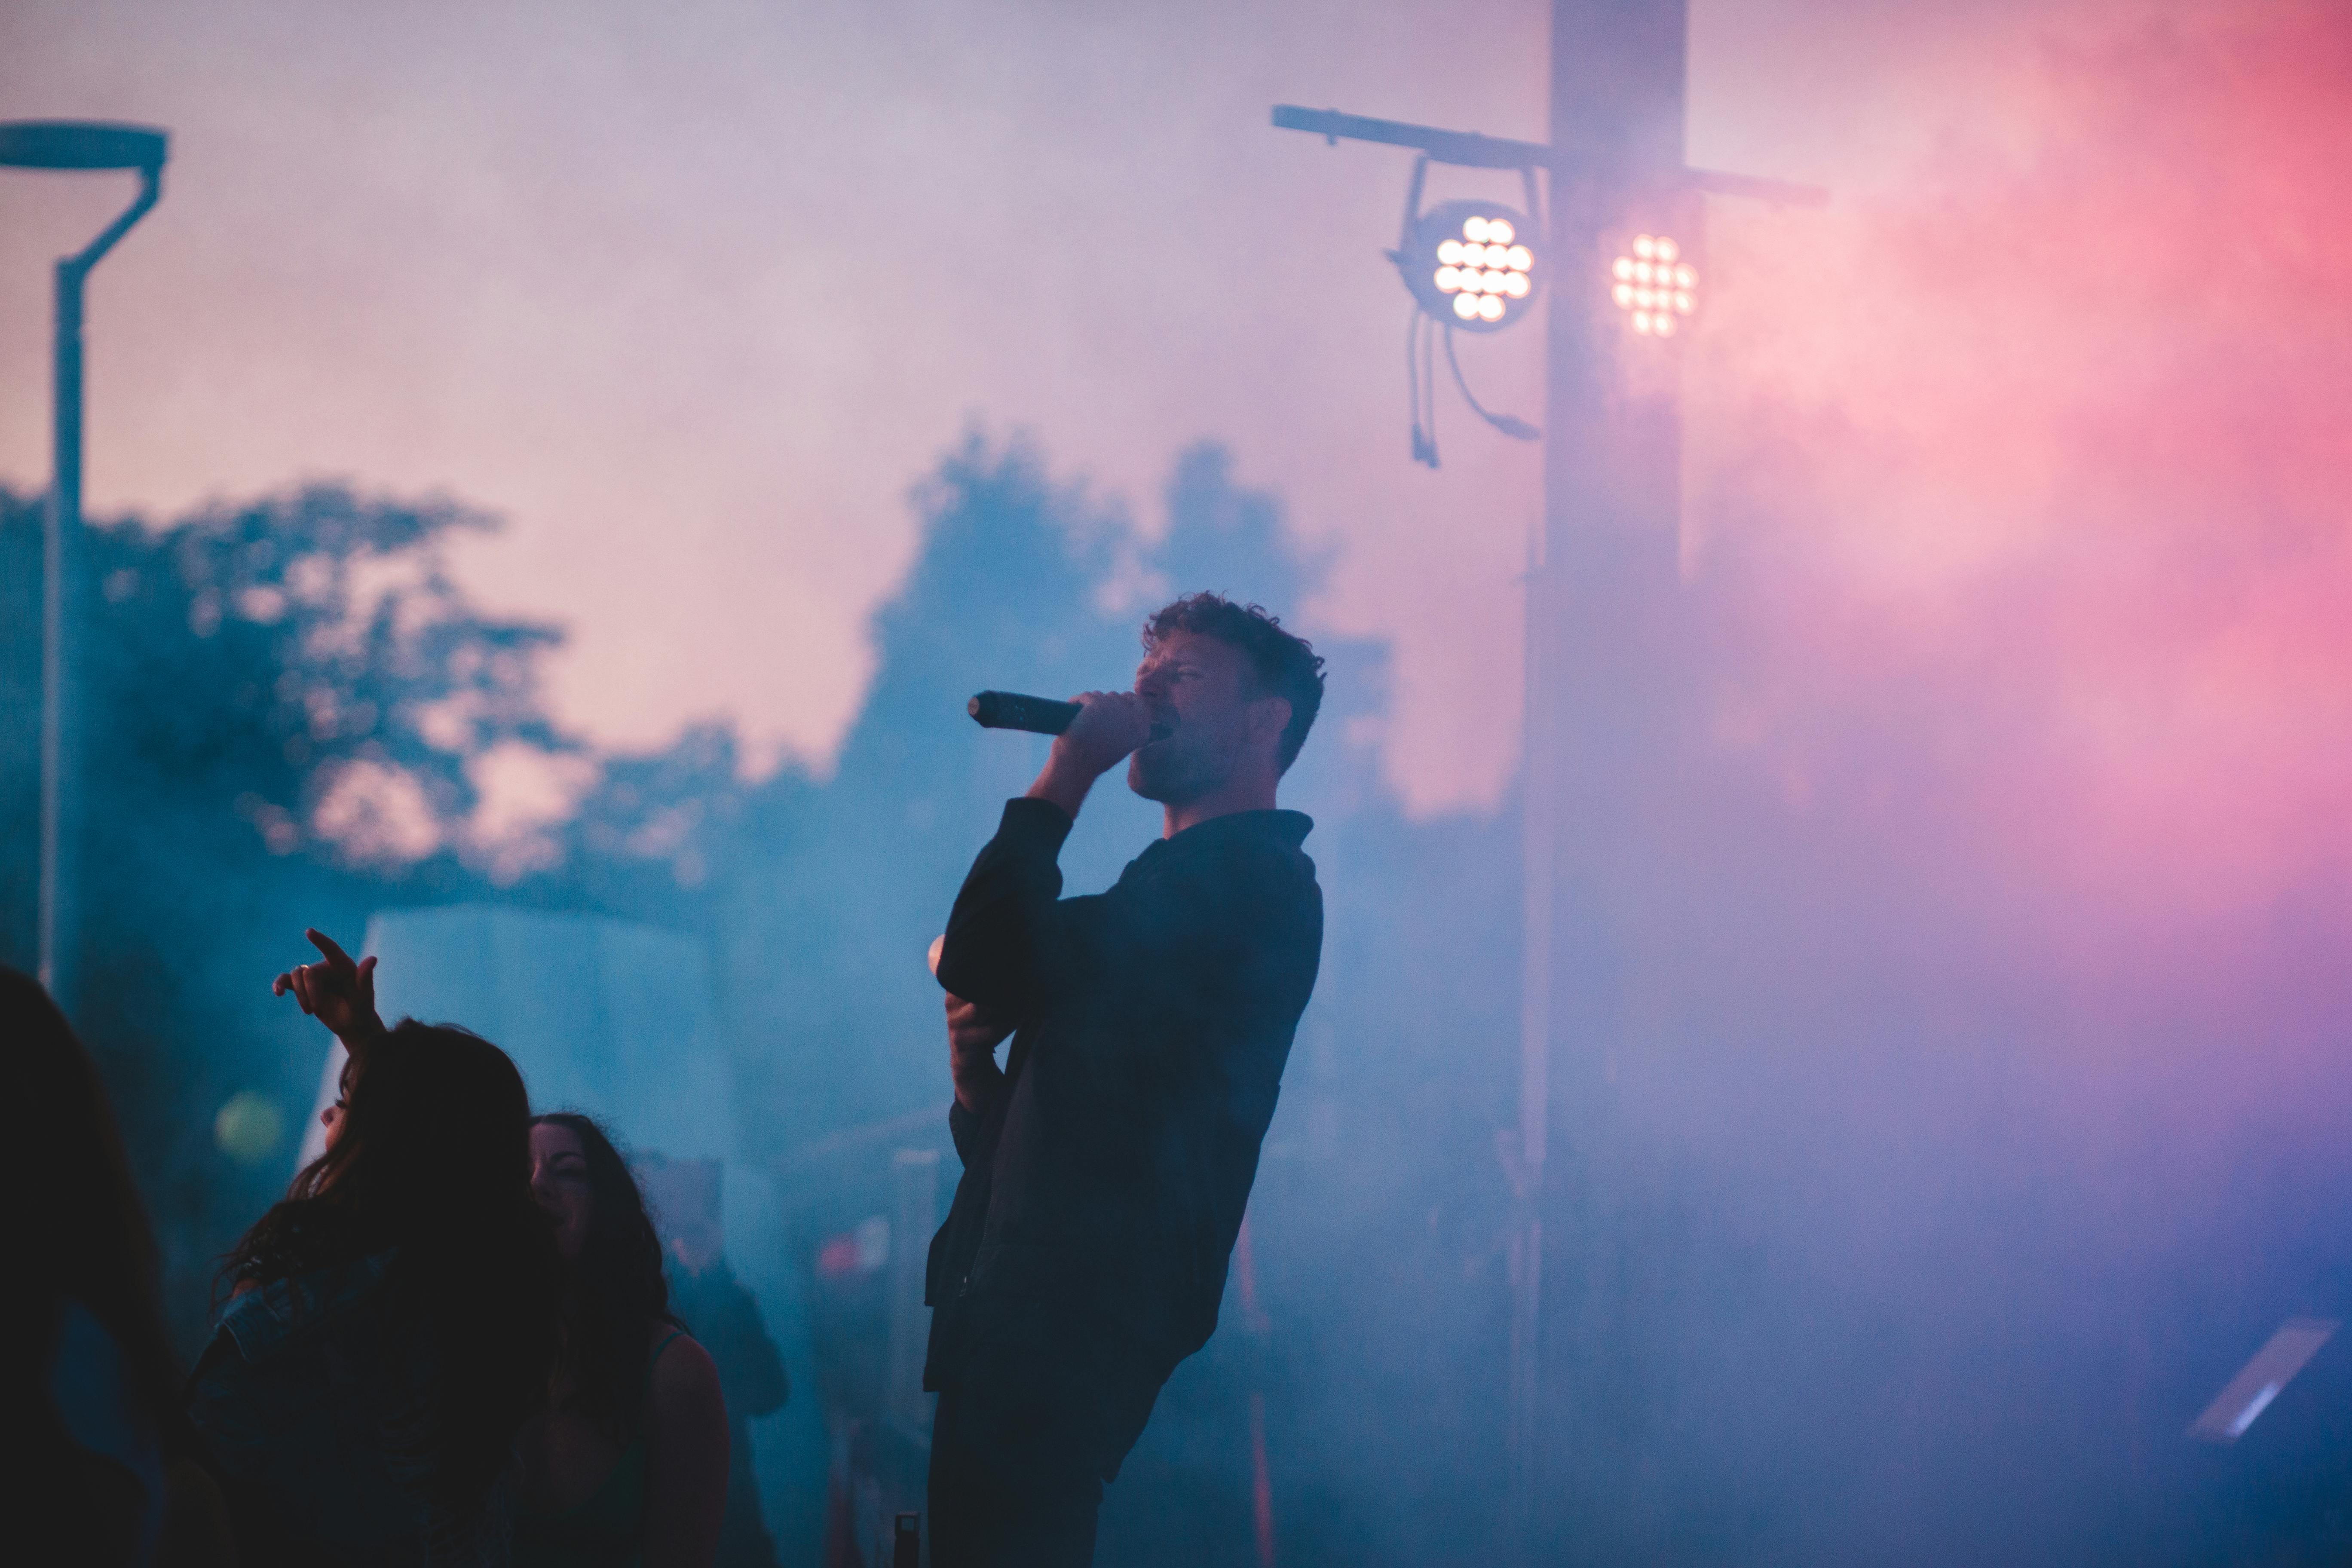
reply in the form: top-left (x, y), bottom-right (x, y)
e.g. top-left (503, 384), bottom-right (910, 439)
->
top-left (1126, 630), bottom-right (1271, 804)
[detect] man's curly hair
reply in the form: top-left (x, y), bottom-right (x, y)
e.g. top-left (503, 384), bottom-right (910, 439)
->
top-left (1142, 592), bottom-right (1326, 772)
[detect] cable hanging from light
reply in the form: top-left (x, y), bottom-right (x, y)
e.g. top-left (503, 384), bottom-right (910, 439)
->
top-left (1387, 154), bottom-right (1544, 468)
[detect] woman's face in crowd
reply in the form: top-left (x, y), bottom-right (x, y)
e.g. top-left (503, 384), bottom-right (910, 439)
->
top-left (530, 1123), bottom-right (594, 1262)
top-left (320, 1059), bottom-right (356, 1150)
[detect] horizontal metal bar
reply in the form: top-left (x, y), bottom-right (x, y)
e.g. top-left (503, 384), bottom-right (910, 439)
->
top-left (1271, 105), bottom-right (1550, 172)
top-left (1271, 105), bottom-right (1831, 207)
top-left (1681, 166), bottom-right (1830, 207)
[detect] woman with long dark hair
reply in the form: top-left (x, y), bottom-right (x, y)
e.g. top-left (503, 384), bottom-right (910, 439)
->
top-left (189, 931), bottom-right (560, 1565)
top-left (516, 1113), bottom-right (727, 1568)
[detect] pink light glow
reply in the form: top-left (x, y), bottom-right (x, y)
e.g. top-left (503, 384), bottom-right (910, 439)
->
top-left (1681, 2), bottom-right (2352, 1115)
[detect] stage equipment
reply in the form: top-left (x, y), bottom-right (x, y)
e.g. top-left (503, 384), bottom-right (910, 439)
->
top-left (1271, 69), bottom-right (1825, 1559)
top-left (2189, 1317), bottom-right (2338, 1444)
top-left (1404, 199), bottom-right (1542, 333)
top-left (1273, 108), bottom-right (1550, 466)
top-left (1609, 232), bottom-right (1698, 337)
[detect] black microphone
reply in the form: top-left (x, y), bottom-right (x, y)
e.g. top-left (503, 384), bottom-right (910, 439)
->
top-left (968, 690), bottom-right (1173, 741)
top-left (968, 690), bottom-right (1081, 734)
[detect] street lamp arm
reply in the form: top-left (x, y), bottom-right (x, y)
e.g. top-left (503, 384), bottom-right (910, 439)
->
top-left (3, 117), bottom-right (171, 1002)
top-left (66, 163), bottom-right (164, 278)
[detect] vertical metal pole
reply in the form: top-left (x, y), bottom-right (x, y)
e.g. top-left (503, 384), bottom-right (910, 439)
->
top-left (39, 258), bottom-right (83, 1001)
top-left (1506, 527), bottom-right (1554, 1555)
top-left (30, 155), bottom-right (159, 1008)
top-left (1526, 1), bottom-right (1689, 1557)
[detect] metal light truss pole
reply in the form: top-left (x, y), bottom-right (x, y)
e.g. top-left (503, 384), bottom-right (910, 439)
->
top-left (0, 121), bottom-right (169, 1007)
top-left (1535, 9), bottom-right (1692, 1555)
top-left (1275, 4), bottom-right (1820, 1557)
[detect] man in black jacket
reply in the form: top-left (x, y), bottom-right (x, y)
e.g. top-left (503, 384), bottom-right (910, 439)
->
top-left (924, 593), bottom-right (1326, 1568)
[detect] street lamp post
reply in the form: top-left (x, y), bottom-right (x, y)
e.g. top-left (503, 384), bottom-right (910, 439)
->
top-left (0, 119), bottom-right (169, 1005)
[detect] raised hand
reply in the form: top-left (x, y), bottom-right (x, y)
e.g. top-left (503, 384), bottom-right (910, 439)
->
top-left (1026, 689), bottom-right (1158, 820)
top-left (272, 928), bottom-right (389, 1049)
top-left (1050, 690), bottom-right (1157, 779)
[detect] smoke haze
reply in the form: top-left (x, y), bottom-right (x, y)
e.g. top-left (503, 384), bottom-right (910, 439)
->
top-left (6, 0), bottom-right (2352, 1563)
top-left (1544, 6), bottom-right (2352, 1558)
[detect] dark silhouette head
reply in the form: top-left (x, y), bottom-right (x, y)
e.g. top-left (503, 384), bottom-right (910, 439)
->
top-left (224, 1020), bottom-right (558, 1510)
top-left (530, 1112), bottom-right (676, 1439)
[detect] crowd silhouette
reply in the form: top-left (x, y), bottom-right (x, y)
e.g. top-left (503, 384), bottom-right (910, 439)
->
top-left (18, 928), bottom-right (789, 1568)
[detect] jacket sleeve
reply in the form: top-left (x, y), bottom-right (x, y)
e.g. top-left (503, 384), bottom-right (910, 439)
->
top-left (934, 797), bottom-right (1078, 1016)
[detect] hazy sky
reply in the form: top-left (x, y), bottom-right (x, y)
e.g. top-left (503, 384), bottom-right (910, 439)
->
top-left (0, 0), bottom-right (2188, 812)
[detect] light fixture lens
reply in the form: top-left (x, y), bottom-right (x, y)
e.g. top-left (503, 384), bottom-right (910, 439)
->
top-left (1617, 242), bottom-right (1697, 340)
top-left (1413, 202), bottom-right (1538, 331)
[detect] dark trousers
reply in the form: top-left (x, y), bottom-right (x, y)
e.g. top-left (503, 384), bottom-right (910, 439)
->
top-left (927, 1381), bottom-right (1105, 1568)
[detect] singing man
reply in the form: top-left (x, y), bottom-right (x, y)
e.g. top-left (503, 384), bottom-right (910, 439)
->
top-left (923, 592), bottom-right (1326, 1567)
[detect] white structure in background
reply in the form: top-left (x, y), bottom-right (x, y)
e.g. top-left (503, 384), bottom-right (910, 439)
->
top-left (298, 904), bottom-right (733, 1169)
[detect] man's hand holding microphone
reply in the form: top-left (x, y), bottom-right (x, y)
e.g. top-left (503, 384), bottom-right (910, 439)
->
top-left (1024, 690), bottom-right (1159, 822)
top-left (938, 689), bottom-right (1165, 1114)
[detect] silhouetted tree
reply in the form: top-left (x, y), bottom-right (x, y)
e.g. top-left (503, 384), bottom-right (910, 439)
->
top-left (1, 483), bottom-right (578, 1347)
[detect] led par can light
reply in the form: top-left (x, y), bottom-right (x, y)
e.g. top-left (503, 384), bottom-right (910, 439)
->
top-left (1608, 231), bottom-right (1700, 339)
top-left (1400, 198), bottom-right (1541, 334)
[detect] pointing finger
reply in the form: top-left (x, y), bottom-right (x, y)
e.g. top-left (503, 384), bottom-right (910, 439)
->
top-left (307, 928), bottom-right (356, 972)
